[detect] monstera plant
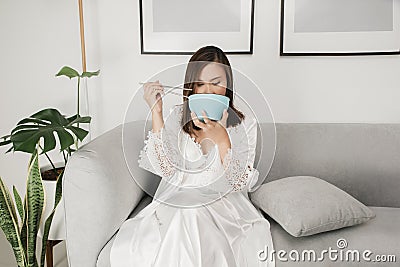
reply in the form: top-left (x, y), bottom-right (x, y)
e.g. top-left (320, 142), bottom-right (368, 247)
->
top-left (0, 108), bottom-right (91, 171)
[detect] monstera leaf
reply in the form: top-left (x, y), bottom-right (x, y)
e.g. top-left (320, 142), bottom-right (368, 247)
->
top-left (55, 66), bottom-right (99, 79)
top-left (0, 108), bottom-right (91, 154)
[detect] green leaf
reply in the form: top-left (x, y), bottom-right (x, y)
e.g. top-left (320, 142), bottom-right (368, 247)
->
top-left (66, 114), bottom-right (78, 122)
top-left (25, 151), bottom-right (44, 267)
top-left (12, 186), bottom-right (24, 224)
top-left (11, 125), bottom-right (40, 135)
top-left (54, 172), bottom-right (63, 209)
top-left (55, 66), bottom-right (79, 79)
top-left (20, 198), bottom-right (27, 262)
top-left (54, 129), bottom-right (74, 151)
top-left (17, 118), bottom-right (50, 126)
top-left (41, 131), bottom-right (56, 154)
top-left (67, 126), bottom-right (88, 141)
top-left (0, 139), bottom-right (11, 146)
top-left (0, 177), bottom-right (27, 266)
top-left (0, 135), bottom-right (12, 148)
top-left (1, 134), bottom-right (11, 140)
top-left (81, 69), bottom-right (100, 78)
top-left (8, 109), bottom-right (89, 154)
top-left (30, 109), bottom-right (68, 125)
top-left (11, 130), bottom-right (39, 153)
top-left (67, 115), bottom-right (91, 126)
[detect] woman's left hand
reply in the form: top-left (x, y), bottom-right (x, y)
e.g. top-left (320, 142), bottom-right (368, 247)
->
top-left (191, 109), bottom-right (231, 151)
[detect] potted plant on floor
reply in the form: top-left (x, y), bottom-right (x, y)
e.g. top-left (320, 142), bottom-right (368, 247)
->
top-left (0, 145), bottom-right (61, 267)
top-left (0, 66), bottom-right (99, 266)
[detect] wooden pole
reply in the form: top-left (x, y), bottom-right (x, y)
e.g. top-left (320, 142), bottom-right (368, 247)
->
top-left (78, 0), bottom-right (87, 72)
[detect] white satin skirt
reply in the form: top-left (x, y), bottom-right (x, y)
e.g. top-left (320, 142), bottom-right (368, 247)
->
top-left (110, 192), bottom-right (276, 267)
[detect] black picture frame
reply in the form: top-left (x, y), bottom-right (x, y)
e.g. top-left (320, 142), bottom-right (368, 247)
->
top-left (139, 0), bottom-right (255, 55)
top-left (280, 0), bottom-right (400, 56)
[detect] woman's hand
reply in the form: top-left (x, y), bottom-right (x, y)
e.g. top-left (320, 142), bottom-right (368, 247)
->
top-left (143, 80), bottom-right (164, 114)
top-left (191, 109), bottom-right (231, 161)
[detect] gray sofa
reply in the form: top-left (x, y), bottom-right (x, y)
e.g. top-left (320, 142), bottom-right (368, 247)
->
top-left (63, 121), bottom-right (400, 266)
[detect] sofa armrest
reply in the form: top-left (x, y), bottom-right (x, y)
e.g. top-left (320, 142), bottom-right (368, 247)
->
top-left (63, 124), bottom-right (146, 267)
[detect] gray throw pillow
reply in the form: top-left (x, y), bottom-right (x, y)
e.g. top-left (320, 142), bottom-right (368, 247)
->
top-left (250, 176), bottom-right (376, 237)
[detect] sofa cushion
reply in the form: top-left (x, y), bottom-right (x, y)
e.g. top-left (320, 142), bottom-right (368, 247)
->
top-left (250, 176), bottom-right (376, 237)
top-left (266, 206), bottom-right (400, 266)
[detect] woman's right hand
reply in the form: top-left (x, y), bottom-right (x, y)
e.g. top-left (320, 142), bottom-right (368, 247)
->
top-left (143, 80), bottom-right (164, 114)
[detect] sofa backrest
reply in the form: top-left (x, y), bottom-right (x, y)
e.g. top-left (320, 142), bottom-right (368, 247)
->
top-left (258, 123), bottom-right (400, 208)
top-left (125, 121), bottom-right (400, 208)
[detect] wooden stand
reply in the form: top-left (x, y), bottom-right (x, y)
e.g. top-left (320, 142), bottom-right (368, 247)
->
top-left (46, 240), bottom-right (62, 267)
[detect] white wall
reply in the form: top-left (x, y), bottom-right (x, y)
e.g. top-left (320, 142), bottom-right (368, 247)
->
top-left (1, 0), bottom-right (400, 205)
top-left (0, 0), bottom-right (82, 264)
top-left (0, 0), bottom-right (83, 193)
top-left (88, 0), bottom-right (400, 137)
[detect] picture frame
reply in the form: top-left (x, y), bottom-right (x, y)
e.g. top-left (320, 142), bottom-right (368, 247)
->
top-left (280, 0), bottom-right (400, 56)
top-left (139, 0), bottom-right (255, 55)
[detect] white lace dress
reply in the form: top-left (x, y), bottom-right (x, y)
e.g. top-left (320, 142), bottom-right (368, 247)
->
top-left (110, 105), bottom-right (275, 266)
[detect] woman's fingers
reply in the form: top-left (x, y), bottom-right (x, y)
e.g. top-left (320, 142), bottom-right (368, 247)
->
top-left (201, 110), bottom-right (211, 124)
top-left (219, 109), bottom-right (229, 128)
top-left (191, 112), bottom-right (206, 129)
top-left (143, 81), bottom-right (164, 112)
top-left (145, 83), bottom-right (164, 96)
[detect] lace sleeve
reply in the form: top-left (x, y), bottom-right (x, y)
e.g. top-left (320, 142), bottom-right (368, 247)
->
top-left (204, 116), bottom-right (260, 193)
top-left (137, 106), bottom-right (183, 179)
top-left (138, 130), bottom-right (177, 179)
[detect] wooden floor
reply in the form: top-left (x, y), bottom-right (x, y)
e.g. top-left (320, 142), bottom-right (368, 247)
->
top-left (0, 232), bottom-right (68, 267)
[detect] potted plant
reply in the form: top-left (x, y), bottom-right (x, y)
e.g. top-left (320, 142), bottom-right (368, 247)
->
top-left (0, 108), bottom-right (90, 267)
top-left (0, 66), bottom-right (99, 266)
top-left (0, 145), bottom-right (61, 267)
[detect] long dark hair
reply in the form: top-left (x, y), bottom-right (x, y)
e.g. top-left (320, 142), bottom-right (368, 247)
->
top-left (182, 45), bottom-right (245, 137)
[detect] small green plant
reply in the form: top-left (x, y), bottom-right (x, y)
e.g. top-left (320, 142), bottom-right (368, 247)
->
top-left (0, 146), bottom-right (61, 267)
top-left (56, 66), bottom-right (100, 126)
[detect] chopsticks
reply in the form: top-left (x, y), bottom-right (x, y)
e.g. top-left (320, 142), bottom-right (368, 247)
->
top-left (165, 91), bottom-right (189, 98)
top-left (139, 82), bottom-right (190, 98)
top-left (139, 82), bottom-right (192, 91)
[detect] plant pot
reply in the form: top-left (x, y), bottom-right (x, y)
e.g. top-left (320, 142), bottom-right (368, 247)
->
top-left (38, 163), bottom-right (66, 241)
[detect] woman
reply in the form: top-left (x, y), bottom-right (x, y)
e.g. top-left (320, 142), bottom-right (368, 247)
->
top-left (110, 46), bottom-right (275, 266)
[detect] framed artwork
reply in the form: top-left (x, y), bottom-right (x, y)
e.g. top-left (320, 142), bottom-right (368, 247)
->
top-left (139, 0), bottom-right (255, 54)
top-left (280, 0), bottom-right (400, 56)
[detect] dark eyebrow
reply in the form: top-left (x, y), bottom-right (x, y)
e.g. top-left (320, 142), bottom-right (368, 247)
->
top-left (198, 76), bottom-right (221, 82)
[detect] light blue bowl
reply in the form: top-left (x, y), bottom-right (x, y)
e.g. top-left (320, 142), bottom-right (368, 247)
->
top-left (188, 94), bottom-right (230, 121)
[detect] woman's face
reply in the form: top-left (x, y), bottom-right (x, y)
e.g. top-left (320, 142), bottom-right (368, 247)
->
top-left (193, 63), bottom-right (227, 96)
